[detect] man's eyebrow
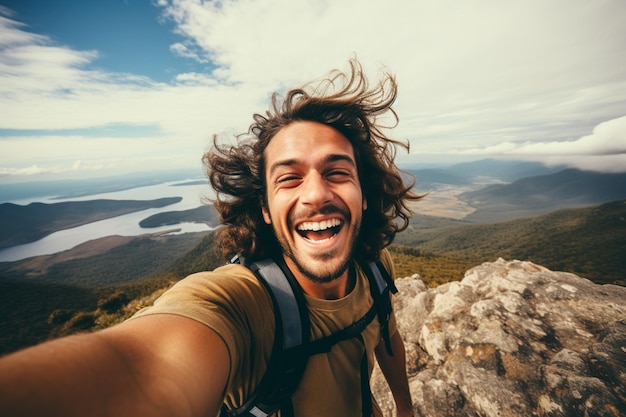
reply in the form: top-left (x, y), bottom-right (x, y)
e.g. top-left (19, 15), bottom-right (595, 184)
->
top-left (326, 154), bottom-right (356, 167)
top-left (268, 154), bottom-right (356, 177)
top-left (268, 158), bottom-right (299, 177)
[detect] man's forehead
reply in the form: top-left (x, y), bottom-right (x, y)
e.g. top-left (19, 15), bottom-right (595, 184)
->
top-left (264, 123), bottom-right (355, 172)
top-left (265, 121), bottom-right (354, 153)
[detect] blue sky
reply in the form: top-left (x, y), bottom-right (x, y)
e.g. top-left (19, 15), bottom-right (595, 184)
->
top-left (1, 0), bottom-right (626, 183)
top-left (1, 0), bottom-right (199, 81)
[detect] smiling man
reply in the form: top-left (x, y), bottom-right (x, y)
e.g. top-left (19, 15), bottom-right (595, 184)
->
top-left (0, 59), bottom-right (421, 417)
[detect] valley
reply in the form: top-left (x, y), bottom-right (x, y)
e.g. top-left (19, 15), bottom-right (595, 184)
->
top-left (1, 160), bottom-right (625, 356)
top-left (409, 184), bottom-right (477, 220)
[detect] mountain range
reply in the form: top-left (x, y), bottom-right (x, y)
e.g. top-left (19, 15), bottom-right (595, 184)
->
top-left (1, 159), bottom-right (625, 355)
top-left (405, 162), bottom-right (626, 222)
top-left (461, 168), bottom-right (626, 222)
top-left (3, 160), bottom-right (625, 250)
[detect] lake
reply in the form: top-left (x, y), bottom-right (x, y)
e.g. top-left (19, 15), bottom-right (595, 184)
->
top-left (0, 180), bottom-right (215, 262)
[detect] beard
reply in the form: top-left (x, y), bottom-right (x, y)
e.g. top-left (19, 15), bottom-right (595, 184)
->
top-left (278, 205), bottom-right (361, 284)
top-left (285, 229), bottom-right (357, 284)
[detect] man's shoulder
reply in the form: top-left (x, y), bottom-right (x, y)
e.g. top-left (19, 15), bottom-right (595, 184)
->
top-left (152, 262), bottom-right (271, 307)
top-left (185, 262), bottom-right (261, 286)
top-left (132, 262), bottom-right (273, 326)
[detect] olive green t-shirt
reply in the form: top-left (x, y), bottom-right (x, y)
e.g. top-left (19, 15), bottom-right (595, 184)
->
top-left (133, 250), bottom-right (397, 417)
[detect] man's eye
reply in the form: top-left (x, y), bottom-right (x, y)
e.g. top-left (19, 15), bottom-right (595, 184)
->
top-left (327, 170), bottom-right (351, 179)
top-left (276, 175), bottom-right (301, 185)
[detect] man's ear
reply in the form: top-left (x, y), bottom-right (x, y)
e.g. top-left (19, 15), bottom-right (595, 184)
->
top-left (262, 206), bottom-right (272, 224)
top-left (362, 197), bottom-right (367, 211)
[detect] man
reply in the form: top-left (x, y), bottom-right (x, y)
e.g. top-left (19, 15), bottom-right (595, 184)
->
top-left (0, 59), bottom-right (420, 417)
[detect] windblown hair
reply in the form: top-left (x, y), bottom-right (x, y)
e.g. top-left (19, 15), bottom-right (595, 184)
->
top-left (204, 58), bottom-right (422, 263)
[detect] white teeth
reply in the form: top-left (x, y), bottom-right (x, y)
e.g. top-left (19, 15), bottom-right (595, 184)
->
top-left (297, 218), bottom-right (341, 231)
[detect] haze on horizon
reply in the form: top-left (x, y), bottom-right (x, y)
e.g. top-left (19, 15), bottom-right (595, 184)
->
top-left (1, 0), bottom-right (625, 184)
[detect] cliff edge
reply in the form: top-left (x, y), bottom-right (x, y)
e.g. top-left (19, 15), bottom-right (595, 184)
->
top-left (372, 259), bottom-right (626, 417)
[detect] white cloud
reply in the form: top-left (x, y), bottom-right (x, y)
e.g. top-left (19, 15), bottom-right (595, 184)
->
top-left (0, 133), bottom-right (207, 182)
top-left (156, 0), bottom-right (626, 162)
top-left (451, 115), bottom-right (626, 156)
top-left (169, 41), bottom-right (209, 63)
top-left (174, 72), bottom-right (220, 86)
top-left (1, 0), bottom-right (626, 181)
top-left (0, 14), bottom-right (44, 47)
top-left (422, 115), bottom-right (626, 172)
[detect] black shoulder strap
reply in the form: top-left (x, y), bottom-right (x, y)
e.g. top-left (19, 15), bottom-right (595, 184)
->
top-left (252, 258), bottom-right (310, 351)
top-left (222, 256), bottom-right (310, 417)
top-left (363, 260), bottom-right (397, 356)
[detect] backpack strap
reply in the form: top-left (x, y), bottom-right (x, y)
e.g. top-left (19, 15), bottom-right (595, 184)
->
top-left (306, 303), bottom-right (377, 355)
top-left (222, 256), bottom-right (310, 417)
top-left (252, 259), bottom-right (309, 350)
top-left (364, 260), bottom-right (398, 356)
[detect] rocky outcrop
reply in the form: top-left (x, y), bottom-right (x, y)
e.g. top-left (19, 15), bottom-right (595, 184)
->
top-left (372, 259), bottom-right (626, 417)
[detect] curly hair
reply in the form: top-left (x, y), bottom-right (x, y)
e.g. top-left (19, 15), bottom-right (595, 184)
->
top-left (204, 58), bottom-right (422, 263)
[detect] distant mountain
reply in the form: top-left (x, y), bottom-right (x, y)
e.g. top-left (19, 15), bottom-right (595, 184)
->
top-left (0, 197), bottom-right (182, 249)
top-left (401, 159), bottom-right (567, 191)
top-left (460, 169), bottom-right (626, 222)
top-left (447, 158), bottom-right (566, 182)
top-left (404, 168), bottom-right (472, 190)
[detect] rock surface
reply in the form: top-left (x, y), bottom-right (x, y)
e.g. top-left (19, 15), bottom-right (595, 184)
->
top-left (372, 259), bottom-right (626, 417)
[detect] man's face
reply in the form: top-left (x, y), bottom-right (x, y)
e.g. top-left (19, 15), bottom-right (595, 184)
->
top-left (262, 121), bottom-right (367, 284)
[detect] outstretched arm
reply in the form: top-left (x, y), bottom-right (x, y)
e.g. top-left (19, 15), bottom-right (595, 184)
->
top-left (375, 331), bottom-right (414, 417)
top-left (0, 314), bottom-right (230, 417)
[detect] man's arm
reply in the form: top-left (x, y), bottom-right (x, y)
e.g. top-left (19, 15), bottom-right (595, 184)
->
top-left (0, 314), bottom-right (230, 417)
top-left (375, 330), bottom-right (414, 417)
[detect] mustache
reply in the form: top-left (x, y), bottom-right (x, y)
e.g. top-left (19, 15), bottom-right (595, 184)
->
top-left (289, 204), bottom-right (351, 226)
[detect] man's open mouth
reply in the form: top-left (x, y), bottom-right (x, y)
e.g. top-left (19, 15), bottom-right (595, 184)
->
top-left (296, 218), bottom-right (343, 242)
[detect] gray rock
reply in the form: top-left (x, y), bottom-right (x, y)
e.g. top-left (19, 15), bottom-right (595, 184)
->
top-left (372, 259), bottom-right (626, 417)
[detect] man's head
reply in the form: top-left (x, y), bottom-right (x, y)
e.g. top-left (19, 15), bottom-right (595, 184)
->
top-left (205, 58), bottom-right (421, 265)
top-left (261, 120), bottom-right (365, 283)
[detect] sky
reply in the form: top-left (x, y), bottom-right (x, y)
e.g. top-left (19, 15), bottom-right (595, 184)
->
top-left (1, 0), bottom-right (625, 184)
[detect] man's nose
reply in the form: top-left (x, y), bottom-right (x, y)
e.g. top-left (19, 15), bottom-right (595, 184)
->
top-left (300, 172), bottom-right (333, 207)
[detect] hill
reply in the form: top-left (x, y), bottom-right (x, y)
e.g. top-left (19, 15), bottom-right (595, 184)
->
top-left (0, 231), bottom-right (210, 287)
top-left (460, 169), bottom-right (626, 222)
top-left (0, 278), bottom-right (101, 355)
top-left (0, 197), bottom-right (182, 249)
top-left (395, 200), bottom-right (626, 286)
top-left (139, 204), bottom-right (220, 228)
top-left (1, 200), bottom-right (624, 356)
top-left (0, 231), bottom-right (216, 355)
